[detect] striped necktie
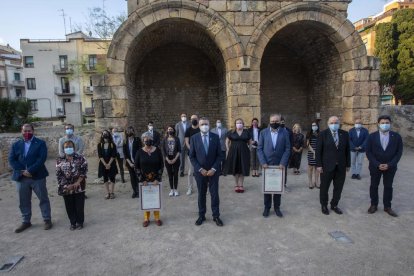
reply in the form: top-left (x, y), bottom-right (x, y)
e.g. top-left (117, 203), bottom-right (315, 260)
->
top-left (332, 132), bottom-right (338, 148)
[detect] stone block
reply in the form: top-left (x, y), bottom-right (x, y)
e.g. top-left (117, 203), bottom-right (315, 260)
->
top-left (95, 117), bottom-right (128, 133)
top-left (107, 58), bottom-right (125, 74)
top-left (237, 95), bottom-right (260, 107)
top-left (342, 70), bottom-right (371, 82)
top-left (207, 18), bottom-right (225, 35)
top-left (229, 83), bottom-right (247, 95)
top-left (353, 96), bottom-right (370, 109)
top-left (103, 99), bottom-right (128, 118)
top-left (247, 1), bottom-right (266, 12)
top-left (153, 8), bottom-right (171, 21)
top-left (221, 12), bottom-right (235, 25)
top-left (180, 8), bottom-right (197, 21)
top-left (111, 86), bottom-right (128, 100)
top-left (369, 95), bottom-right (380, 108)
top-left (227, 1), bottom-right (241, 11)
top-left (266, 1), bottom-right (281, 12)
top-left (234, 26), bottom-right (255, 36)
top-left (94, 86), bottom-right (111, 100)
top-left (94, 100), bottom-right (104, 118)
top-left (209, 1), bottom-right (227, 11)
top-left (235, 12), bottom-right (254, 26)
top-left (240, 71), bottom-right (260, 83)
top-left (106, 74), bottom-right (126, 86)
top-left (91, 75), bottom-right (105, 87)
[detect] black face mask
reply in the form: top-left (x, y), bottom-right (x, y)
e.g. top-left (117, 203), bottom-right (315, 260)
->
top-left (127, 132), bottom-right (134, 137)
top-left (103, 133), bottom-right (110, 139)
top-left (270, 123), bottom-right (280, 130)
top-left (144, 140), bottom-right (153, 146)
top-left (192, 119), bottom-right (198, 126)
top-left (168, 131), bottom-right (174, 136)
top-left (280, 123), bottom-right (285, 128)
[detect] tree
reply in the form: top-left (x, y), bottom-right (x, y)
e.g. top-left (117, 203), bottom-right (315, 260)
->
top-left (375, 9), bottom-right (414, 104)
top-left (74, 7), bottom-right (126, 39)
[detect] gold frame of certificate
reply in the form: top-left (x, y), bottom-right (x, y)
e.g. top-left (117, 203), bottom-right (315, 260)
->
top-left (262, 166), bottom-right (284, 194)
top-left (139, 183), bottom-right (162, 211)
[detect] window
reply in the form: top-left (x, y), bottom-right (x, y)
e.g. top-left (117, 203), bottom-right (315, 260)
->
top-left (61, 77), bottom-right (70, 93)
top-left (14, 73), bottom-right (21, 81)
top-left (29, 100), bottom-right (38, 111)
top-left (15, 89), bottom-right (22, 98)
top-left (59, 55), bottom-right (68, 69)
top-left (24, 56), bottom-right (34, 68)
top-left (26, 78), bottom-right (36, 90)
top-left (88, 55), bottom-right (97, 70)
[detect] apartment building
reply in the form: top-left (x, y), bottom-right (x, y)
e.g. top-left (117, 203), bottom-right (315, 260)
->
top-left (21, 32), bottom-right (109, 118)
top-left (0, 44), bottom-right (26, 100)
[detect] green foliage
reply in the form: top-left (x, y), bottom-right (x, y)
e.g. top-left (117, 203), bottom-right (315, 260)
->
top-left (0, 98), bottom-right (33, 132)
top-left (375, 9), bottom-right (414, 104)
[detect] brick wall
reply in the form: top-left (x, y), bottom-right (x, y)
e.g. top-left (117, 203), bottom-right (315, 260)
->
top-left (129, 43), bottom-right (227, 132)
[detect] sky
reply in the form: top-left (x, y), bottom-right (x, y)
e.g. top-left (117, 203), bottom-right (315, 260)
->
top-left (0, 0), bottom-right (394, 51)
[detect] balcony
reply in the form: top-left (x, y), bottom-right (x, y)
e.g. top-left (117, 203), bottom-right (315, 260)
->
top-left (11, 80), bottom-right (25, 87)
top-left (84, 86), bottom-right (94, 95)
top-left (53, 65), bottom-right (73, 75)
top-left (54, 87), bottom-right (76, 96)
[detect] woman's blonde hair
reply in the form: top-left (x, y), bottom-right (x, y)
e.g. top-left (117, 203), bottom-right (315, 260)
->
top-left (293, 123), bottom-right (301, 133)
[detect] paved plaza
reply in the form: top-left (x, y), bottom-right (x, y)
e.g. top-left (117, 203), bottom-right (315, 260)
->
top-left (0, 150), bottom-right (413, 275)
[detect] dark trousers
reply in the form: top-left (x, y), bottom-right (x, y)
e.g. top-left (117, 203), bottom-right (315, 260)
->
top-left (220, 151), bottom-right (226, 174)
top-left (116, 154), bottom-right (125, 180)
top-left (264, 194), bottom-right (281, 210)
top-left (165, 160), bottom-right (180, 189)
top-left (179, 146), bottom-right (188, 173)
top-left (369, 167), bottom-right (396, 208)
top-left (320, 165), bottom-right (346, 207)
top-left (126, 163), bottom-right (138, 195)
top-left (195, 173), bottom-right (220, 218)
top-left (63, 193), bottom-right (85, 226)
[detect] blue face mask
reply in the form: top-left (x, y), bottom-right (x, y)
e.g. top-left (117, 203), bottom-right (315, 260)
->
top-left (65, 129), bottom-right (74, 136)
top-left (312, 126), bottom-right (318, 132)
top-left (329, 123), bottom-right (340, 132)
top-left (64, 147), bottom-right (74, 155)
top-left (379, 123), bottom-right (390, 132)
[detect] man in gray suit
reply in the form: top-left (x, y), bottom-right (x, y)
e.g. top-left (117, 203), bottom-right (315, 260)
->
top-left (257, 114), bottom-right (291, 218)
top-left (175, 113), bottom-right (191, 177)
top-left (211, 119), bottom-right (228, 175)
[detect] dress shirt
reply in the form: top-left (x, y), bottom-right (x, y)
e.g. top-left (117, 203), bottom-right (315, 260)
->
top-left (270, 128), bottom-right (278, 149)
top-left (380, 131), bottom-right (389, 150)
top-left (24, 138), bottom-right (33, 157)
top-left (253, 127), bottom-right (259, 142)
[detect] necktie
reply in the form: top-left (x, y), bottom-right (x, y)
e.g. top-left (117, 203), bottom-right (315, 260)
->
top-left (333, 132), bottom-right (338, 147)
top-left (203, 135), bottom-right (208, 154)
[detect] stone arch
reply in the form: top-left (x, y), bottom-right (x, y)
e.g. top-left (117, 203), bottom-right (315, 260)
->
top-left (246, 3), bottom-right (380, 128)
top-left (94, 0), bottom-right (245, 131)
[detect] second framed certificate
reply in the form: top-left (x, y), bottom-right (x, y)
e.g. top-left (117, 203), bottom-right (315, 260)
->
top-left (140, 183), bottom-right (162, 211)
top-left (262, 166), bottom-right (284, 194)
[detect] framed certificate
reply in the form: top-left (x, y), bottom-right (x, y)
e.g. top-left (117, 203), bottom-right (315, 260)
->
top-left (262, 166), bottom-right (284, 194)
top-left (140, 183), bottom-right (162, 211)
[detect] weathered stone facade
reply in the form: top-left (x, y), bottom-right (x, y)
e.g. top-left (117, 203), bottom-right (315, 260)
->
top-left (93, 0), bottom-right (380, 132)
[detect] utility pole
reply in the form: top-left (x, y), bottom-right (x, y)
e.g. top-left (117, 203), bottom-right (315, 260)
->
top-left (58, 9), bottom-right (67, 35)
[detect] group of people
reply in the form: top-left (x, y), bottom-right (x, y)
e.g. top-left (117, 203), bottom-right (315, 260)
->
top-left (8, 112), bottom-right (403, 233)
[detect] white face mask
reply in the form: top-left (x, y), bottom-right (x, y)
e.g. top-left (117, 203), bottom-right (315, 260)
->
top-left (355, 124), bottom-right (362, 129)
top-left (216, 123), bottom-right (222, 128)
top-left (200, 125), bottom-right (209, 133)
top-left (181, 116), bottom-right (187, 122)
top-left (312, 126), bottom-right (318, 132)
top-left (148, 126), bottom-right (154, 131)
top-left (236, 123), bottom-right (243, 129)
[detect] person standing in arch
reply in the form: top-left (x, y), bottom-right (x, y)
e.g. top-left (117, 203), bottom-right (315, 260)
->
top-left (211, 119), bottom-right (228, 175)
top-left (98, 130), bottom-right (118, 200)
top-left (248, 118), bottom-right (262, 177)
top-left (184, 114), bottom-right (200, 195)
top-left (112, 127), bottom-right (126, 183)
top-left (123, 126), bottom-right (142, 198)
top-left (306, 121), bottom-right (320, 189)
top-left (175, 113), bottom-right (191, 177)
top-left (348, 118), bottom-right (369, 180)
top-left (316, 116), bottom-right (350, 215)
top-left (280, 116), bottom-right (293, 188)
top-left (143, 121), bottom-right (161, 148)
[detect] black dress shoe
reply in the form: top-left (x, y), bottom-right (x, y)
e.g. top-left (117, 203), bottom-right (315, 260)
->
top-left (44, 220), bottom-right (53, 230)
top-left (321, 206), bottom-right (329, 215)
top-left (331, 206), bottom-right (343, 215)
top-left (15, 222), bottom-right (32, 233)
top-left (84, 194), bottom-right (88, 199)
top-left (384, 208), bottom-right (398, 217)
top-left (132, 192), bottom-right (137, 198)
top-left (263, 209), bottom-right (270, 217)
top-left (70, 225), bottom-right (76, 231)
top-left (368, 205), bottom-right (378, 214)
top-left (195, 217), bottom-right (206, 226)
top-left (275, 208), bottom-right (283, 217)
top-left (356, 174), bottom-right (361, 180)
top-left (351, 174), bottom-right (356, 179)
top-left (180, 172), bottom-right (184, 177)
top-left (213, 217), bottom-right (223, 226)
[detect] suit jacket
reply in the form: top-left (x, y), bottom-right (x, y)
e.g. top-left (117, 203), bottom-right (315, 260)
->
top-left (257, 127), bottom-right (291, 167)
top-left (210, 127), bottom-right (228, 152)
top-left (189, 132), bottom-right (224, 173)
top-left (8, 136), bottom-right (49, 181)
top-left (349, 127), bottom-right (369, 152)
top-left (123, 137), bottom-right (142, 164)
top-left (316, 129), bottom-right (350, 172)
top-left (175, 121), bottom-right (191, 149)
top-left (366, 131), bottom-right (403, 170)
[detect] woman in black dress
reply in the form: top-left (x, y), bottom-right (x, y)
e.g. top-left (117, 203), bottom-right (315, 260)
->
top-left (161, 125), bottom-right (181, 197)
top-left (225, 118), bottom-right (252, 193)
top-left (289, 123), bottom-right (305, 175)
top-left (135, 133), bottom-right (164, 227)
top-left (306, 121), bottom-right (320, 189)
top-left (98, 130), bottom-right (118, 199)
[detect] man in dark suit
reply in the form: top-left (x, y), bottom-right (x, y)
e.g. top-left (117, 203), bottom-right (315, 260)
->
top-left (366, 115), bottom-right (403, 217)
top-left (316, 116), bottom-right (350, 215)
top-left (210, 119), bottom-right (228, 175)
top-left (123, 126), bottom-right (142, 198)
top-left (175, 113), bottom-right (191, 177)
top-left (8, 124), bottom-right (52, 233)
top-left (144, 121), bottom-right (161, 148)
top-left (348, 118), bottom-right (369, 180)
top-left (257, 114), bottom-right (291, 218)
top-left (189, 117), bottom-right (224, 226)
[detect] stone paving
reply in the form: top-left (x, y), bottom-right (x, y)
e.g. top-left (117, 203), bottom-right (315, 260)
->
top-left (0, 149), bottom-right (413, 275)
